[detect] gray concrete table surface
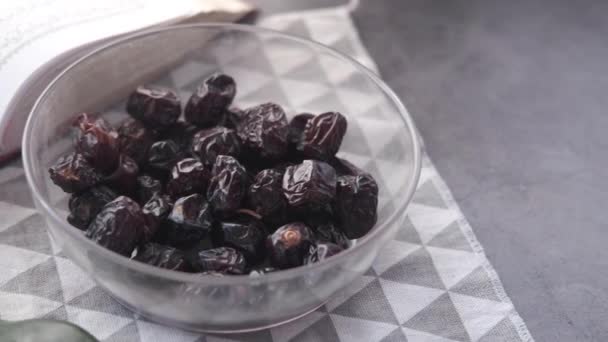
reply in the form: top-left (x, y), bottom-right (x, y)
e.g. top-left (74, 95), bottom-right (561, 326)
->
top-left (253, 0), bottom-right (608, 340)
top-left (351, 0), bottom-right (608, 341)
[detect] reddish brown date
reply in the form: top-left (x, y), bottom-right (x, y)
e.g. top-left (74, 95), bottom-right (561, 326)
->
top-left (49, 152), bottom-right (102, 193)
top-left (73, 113), bottom-right (119, 172)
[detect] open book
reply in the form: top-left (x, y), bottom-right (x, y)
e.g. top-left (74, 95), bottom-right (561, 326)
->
top-left (0, 0), bottom-right (254, 162)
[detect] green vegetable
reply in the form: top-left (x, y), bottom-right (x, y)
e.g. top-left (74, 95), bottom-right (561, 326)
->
top-left (0, 319), bottom-right (98, 342)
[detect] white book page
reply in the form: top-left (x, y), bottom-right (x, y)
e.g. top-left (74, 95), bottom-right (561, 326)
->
top-left (0, 0), bottom-right (251, 155)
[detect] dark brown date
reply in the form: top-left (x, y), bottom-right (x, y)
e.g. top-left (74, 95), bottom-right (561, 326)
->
top-left (214, 213), bottom-right (267, 264)
top-left (305, 243), bottom-right (343, 264)
top-left (136, 175), bottom-right (163, 204)
top-left (190, 247), bottom-right (247, 274)
top-left (287, 113), bottom-right (314, 148)
top-left (266, 222), bottom-right (314, 269)
top-left (141, 194), bottom-right (172, 242)
top-left (67, 186), bottom-right (118, 230)
top-left (334, 174), bottom-right (379, 239)
top-left (158, 121), bottom-right (198, 150)
top-left (134, 243), bottom-right (191, 272)
top-left (237, 103), bottom-right (289, 161)
top-left (165, 194), bottom-right (213, 247)
top-left (191, 127), bottom-right (240, 166)
top-left (146, 140), bottom-right (183, 176)
top-left (248, 169), bottom-right (287, 226)
top-left (166, 158), bottom-right (210, 199)
top-left (117, 118), bottom-right (153, 164)
top-left (314, 223), bottom-right (350, 249)
top-left (207, 155), bottom-right (248, 215)
top-left (185, 74), bottom-right (236, 127)
top-left (298, 112), bottom-right (347, 160)
top-left (105, 154), bottom-right (139, 195)
top-left (73, 113), bottom-right (119, 172)
top-left (126, 85), bottom-right (181, 130)
top-left (282, 160), bottom-right (337, 208)
top-left (49, 152), bottom-right (102, 193)
top-left (85, 196), bottom-right (144, 256)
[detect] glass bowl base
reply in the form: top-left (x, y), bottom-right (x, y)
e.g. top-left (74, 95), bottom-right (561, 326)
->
top-left (110, 292), bottom-right (327, 334)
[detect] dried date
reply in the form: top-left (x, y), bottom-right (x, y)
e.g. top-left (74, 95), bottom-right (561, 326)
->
top-left (126, 86), bottom-right (181, 130)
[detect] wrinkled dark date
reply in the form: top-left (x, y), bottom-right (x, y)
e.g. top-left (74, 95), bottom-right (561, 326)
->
top-left (165, 194), bottom-right (214, 248)
top-left (314, 223), bottom-right (350, 249)
top-left (334, 174), bottom-right (379, 239)
top-left (266, 222), bottom-right (314, 269)
top-left (282, 160), bottom-right (337, 208)
top-left (287, 113), bottom-right (314, 148)
top-left (126, 85), bottom-right (181, 129)
top-left (298, 112), bottom-right (347, 160)
top-left (305, 242), bottom-right (343, 264)
top-left (207, 155), bottom-right (248, 215)
top-left (136, 175), bottom-right (163, 205)
top-left (191, 127), bottom-right (241, 166)
top-left (146, 140), bottom-right (183, 176)
top-left (105, 154), bottom-right (139, 195)
top-left (248, 169), bottom-right (287, 225)
top-left (214, 213), bottom-right (267, 264)
top-left (117, 118), bottom-right (153, 164)
top-left (189, 247), bottom-right (247, 274)
top-left (185, 74), bottom-right (236, 127)
top-left (141, 194), bottom-right (172, 242)
top-left (49, 152), bottom-right (102, 193)
top-left (73, 113), bottom-right (119, 172)
top-left (67, 186), bottom-right (118, 230)
top-left (85, 196), bottom-right (144, 256)
top-left (166, 158), bottom-right (210, 199)
top-left (237, 103), bottom-right (289, 161)
top-left (134, 243), bottom-right (191, 272)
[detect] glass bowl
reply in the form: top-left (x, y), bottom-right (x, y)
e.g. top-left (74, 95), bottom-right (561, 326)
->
top-left (22, 24), bottom-right (421, 333)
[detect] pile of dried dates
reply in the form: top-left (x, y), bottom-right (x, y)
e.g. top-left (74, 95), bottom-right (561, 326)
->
top-left (48, 73), bottom-right (379, 275)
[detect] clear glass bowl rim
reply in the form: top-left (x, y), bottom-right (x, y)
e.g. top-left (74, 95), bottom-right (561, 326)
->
top-left (22, 23), bottom-right (422, 285)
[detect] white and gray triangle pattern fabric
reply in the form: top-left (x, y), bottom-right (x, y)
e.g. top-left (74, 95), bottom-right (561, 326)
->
top-left (0, 7), bottom-right (533, 342)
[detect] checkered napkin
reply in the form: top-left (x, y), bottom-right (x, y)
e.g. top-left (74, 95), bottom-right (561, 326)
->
top-left (0, 7), bottom-right (533, 342)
